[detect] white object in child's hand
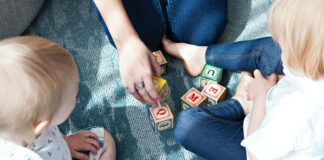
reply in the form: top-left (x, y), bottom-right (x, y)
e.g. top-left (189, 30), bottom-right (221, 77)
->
top-left (88, 127), bottom-right (105, 160)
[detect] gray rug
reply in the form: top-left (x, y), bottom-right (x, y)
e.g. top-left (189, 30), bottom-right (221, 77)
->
top-left (24, 0), bottom-right (271, 159)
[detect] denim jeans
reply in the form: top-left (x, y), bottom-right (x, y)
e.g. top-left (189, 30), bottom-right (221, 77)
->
top-left (206, 37), bottom-right (283, 76)
top-left (174, 99), bottom-right (247, 160)
top-left (92, 0), bottom-right (228, 51)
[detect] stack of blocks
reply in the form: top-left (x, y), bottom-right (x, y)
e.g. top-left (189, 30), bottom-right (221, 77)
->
top-left (148, 55), bottom-right (226, 131)
top-left (149, 76), bottom-right (174, 132)
top-left (153, 50), bottom-right (167, 75)
top-left (181, 64), bottom-right (227, 109)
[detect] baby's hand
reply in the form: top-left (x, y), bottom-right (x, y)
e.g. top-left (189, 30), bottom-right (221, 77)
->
top-left (247, 70), bottom-right (278, 100)
top-left (63, 130), bottom-right (100, 160)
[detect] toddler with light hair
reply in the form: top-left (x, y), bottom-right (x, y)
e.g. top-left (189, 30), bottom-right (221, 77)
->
top-left (164, 0), bottom-right (324, 159)
top-left (0, 36), bottom-right (115, 160)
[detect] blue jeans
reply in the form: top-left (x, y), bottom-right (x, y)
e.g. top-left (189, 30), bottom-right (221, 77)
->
top-left (174, 99), bottom-right (246, 160)
top-left (206, 37), bottom-right (283, 76)
top-left (92, 0), bottom-right (228, 51)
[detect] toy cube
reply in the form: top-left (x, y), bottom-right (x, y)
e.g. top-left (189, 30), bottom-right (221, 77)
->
top-left (152, 76), bottom-right (169, 104)
top-left (153, 50), bottom-right (167, 75)
top-left (201, 81), bottom-right (227, 106)
top-left (199, 64), bottom-right (223, 89)
top-left (181, 88), bottom-right (207, 110)
top-left (149, 103), bottom-right (174, 132)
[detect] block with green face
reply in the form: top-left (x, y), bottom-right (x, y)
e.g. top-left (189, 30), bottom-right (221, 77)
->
top-left (199, 64), bottom-right (223, 89)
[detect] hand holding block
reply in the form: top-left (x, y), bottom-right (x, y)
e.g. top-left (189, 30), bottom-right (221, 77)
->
top-left (149, 104), bottom-right (174, 132)
top-left (152, 76), bottom-right (170, 104)
top-left (181, 88), bottom-right (207, 110)
top-left (153, 50), bottom-right (168, 75)
top-left (200, 64), bottom-right (223, 89)
top-left (201, 81), bottom-right (226, 106)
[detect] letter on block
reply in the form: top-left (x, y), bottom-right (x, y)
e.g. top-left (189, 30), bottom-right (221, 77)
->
top-left (149, 104), bottom-right (174, 132)
top-left (180, 88), bottom-right (207, 110)
top-left (199, 64), bottom-right (223, 89)
top-left (201, 81), bottom-right (226, 106)
top-left (153, 50), bottom-right (168, 75)
top-left (152, 76), bottom-right (170, 104)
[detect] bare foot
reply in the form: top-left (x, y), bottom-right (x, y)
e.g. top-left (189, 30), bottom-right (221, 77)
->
top-left (162, 37), bottom-right (207, 76)
top-left (232, 72), bottom-right (254, 115)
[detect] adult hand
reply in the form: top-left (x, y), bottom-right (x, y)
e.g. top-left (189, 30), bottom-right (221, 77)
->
top-left (247, 70), bottom-right (278, 100)
top-left (118, 38), bottom-right (161, 106)
top-left (63, 131), bottom-right (100, 160)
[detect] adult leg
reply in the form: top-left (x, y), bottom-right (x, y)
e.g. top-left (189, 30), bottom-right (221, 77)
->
top-left (206, 37), bottom-right (283, 76)
top-left (162, 37), bottom-right (283, 76)
top-left (166, 0), bottom-right (228, 45)
top-left (174, 99), bottom-right (246, 160)
top-left (92, 0), bottom-right (166, 51)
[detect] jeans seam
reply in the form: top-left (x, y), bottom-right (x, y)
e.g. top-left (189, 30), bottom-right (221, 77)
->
top-left (260, 53), bottom-right (270, 75)
top-left (194, 107), bottom-right (225, 121)
top-left (231, 100), bottom-right (244, 119)
top-left (156, 0), bottom-right (166, 29)
top-left (166, 0), bottom-right (176, 37)
top-left (193, 100), bottom-right (239, 121)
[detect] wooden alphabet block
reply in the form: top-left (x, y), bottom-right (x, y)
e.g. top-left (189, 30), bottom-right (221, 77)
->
top-left (201, 81), bottom-right (227, 106)
top-left (149, 103), bottom-right (174, 132)
top-left (181, 88), bottom-right (207, 110)
top-left (153, 50), bottom-right (168, 75)
top-left (152, 76), bottom-right (169, 104)
top-left (199, 64), bottom-right (223, 89)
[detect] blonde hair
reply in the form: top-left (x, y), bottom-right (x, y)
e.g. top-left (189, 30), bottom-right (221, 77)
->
top-left (269, 0), bottom-right (324, 80)
top-left (0, 36), bottom-right (77, 143)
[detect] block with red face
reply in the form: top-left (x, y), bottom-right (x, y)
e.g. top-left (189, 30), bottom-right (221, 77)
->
top-left (180, 88), bottom-right (207, 110)
top-left (153, 50), bottom-right (167, 75)
top-left (149, 103), bottom-right (174, 132)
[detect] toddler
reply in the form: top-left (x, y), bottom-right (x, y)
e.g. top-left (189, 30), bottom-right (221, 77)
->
top-left (0, 36), bottom-right (116, 160)
top-left (166, 0), bottom-right (324, 159)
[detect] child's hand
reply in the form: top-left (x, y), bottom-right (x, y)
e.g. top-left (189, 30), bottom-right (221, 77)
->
top-left (247, 70), bottom-right (278, 100)
top-left (63, 130), bottom-right (100, 160)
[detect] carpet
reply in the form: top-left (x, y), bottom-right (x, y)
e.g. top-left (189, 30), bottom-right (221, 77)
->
top-left (24, 0), bottom-right (271, 159)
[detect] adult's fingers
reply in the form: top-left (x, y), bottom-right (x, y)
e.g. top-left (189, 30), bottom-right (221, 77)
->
top-left (138, 87), bottom-right (158, 106)
top-left (71, 150), bottom-right (88, 160)
top-left (143, 75), bottom-right (160, 100)
top-left (127, 81), bottom-right (145, 103)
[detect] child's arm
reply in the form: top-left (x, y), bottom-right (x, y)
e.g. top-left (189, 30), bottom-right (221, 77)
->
top-left (63, 131), bottom-right (100, 160)
top-left (246, 70), bottom-right (278, 159)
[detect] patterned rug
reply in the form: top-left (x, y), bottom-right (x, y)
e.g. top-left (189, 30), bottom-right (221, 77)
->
top-left (24, 0), bottom-right (271, 159)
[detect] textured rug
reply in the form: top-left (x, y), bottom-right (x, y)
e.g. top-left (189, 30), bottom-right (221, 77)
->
top-left (24, 0), bottom-right (271, 159)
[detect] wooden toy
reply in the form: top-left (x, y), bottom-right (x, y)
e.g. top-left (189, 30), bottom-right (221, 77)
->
top-left (181, 88), bottom-right (207, 110)
top-left (152, 76), bottom-right (169, 104)
top-left (199, 64), bottom-right (223, 89)
top-left (153, 50), bottom-right (167, 75)
top-left (201, 81), bottom-right (226, 106)
top-left (149, 103), bottom-right (174, 132)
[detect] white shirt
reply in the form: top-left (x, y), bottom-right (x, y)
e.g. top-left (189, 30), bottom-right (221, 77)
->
top-left (0, 138), bottom-right (43, 160)
top-left (241, 66), bottom-right (324, 160)
top-left (28, 126), bottom-right (72, 160)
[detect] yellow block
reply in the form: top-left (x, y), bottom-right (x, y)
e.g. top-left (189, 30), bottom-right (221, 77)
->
top-left (152, 76), bottom-right (167, 92)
